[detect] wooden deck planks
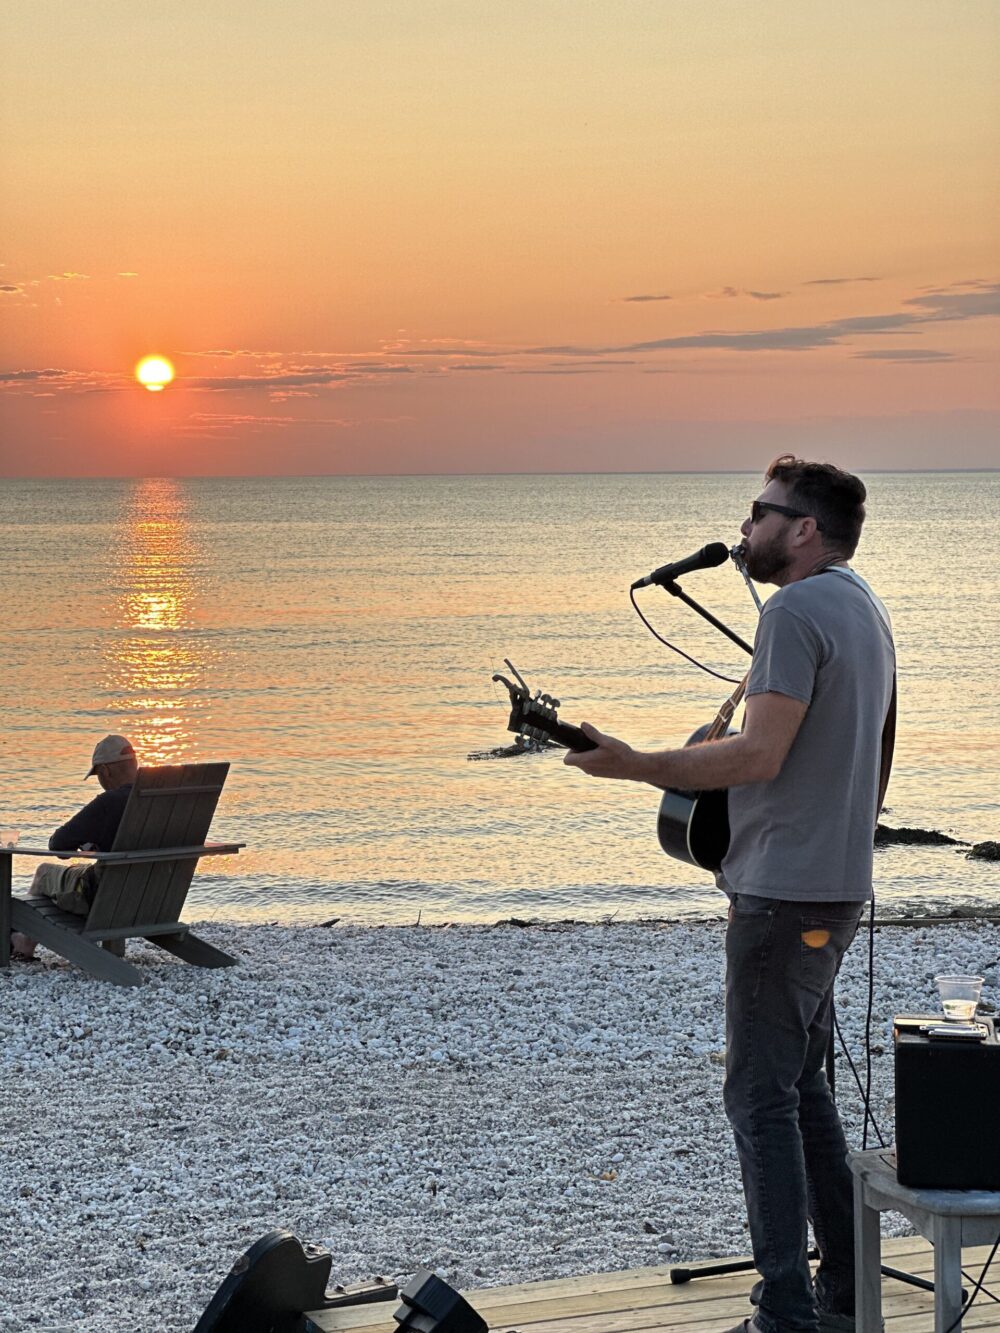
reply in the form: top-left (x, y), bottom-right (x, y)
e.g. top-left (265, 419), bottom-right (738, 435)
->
top-left (307, 1237), bottom-right (1000, 1331)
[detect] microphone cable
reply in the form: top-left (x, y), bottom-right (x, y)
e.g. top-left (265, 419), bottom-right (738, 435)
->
top-left (945, 1233), bottom-right (1000, 1333)
top-left (862, 893), bottom-right (880, 1150)
top-left (833, 894), bottom-right (886, 1150)
top-left (629, 587), bottom-right (743, 685)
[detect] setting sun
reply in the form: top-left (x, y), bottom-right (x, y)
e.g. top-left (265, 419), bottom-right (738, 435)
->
top-left (135, 355), bottom-right (175, 393)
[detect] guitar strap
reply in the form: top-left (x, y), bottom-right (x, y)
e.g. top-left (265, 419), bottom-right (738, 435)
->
top-left (820, 566), bottom-right (897, 814)
top-left (876, 675), bottom-right (897, 814)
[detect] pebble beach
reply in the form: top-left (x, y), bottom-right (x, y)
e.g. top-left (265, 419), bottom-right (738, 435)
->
top-left (3, 917), bottom-right (999, 1332)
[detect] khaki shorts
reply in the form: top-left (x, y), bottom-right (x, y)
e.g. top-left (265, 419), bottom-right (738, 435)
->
top-left (31, 862), bottom-right (93, 916)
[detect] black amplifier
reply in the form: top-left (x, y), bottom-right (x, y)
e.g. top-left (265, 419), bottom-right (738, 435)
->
top-left (894, 1015), bottom-right (1000, 1190)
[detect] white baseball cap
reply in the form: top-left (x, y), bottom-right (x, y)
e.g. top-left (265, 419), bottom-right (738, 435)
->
top-left (85, 734), bottom-right (136, 777)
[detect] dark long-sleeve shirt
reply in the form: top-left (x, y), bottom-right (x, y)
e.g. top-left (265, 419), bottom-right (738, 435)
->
top-left (49, 783), bottom-right (133, 852)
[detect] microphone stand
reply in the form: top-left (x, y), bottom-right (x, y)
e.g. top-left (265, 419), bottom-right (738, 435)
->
top-left (661, 579), bottom-right (754, 658)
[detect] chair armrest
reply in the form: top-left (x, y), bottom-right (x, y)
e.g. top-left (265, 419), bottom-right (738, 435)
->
top-left (0, 845), bottom-right (99, 859)
top-left (0, 843), bottom-right (245, 864)
top-left (92, 843), bottom-right (246, 865)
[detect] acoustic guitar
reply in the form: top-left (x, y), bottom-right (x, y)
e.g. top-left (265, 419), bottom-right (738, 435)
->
top-left (492, 661), bottom-right (745, 874)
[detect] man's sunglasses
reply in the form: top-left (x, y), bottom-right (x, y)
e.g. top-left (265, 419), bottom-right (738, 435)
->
top-left (750, 500), bottom-right (813, 525)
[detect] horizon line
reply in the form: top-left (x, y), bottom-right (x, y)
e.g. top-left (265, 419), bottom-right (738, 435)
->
top-left (1, 467), bottom-right (999, 481)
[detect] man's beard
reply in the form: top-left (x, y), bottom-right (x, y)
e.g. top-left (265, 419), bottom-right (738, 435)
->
top-left (744, 531), bottom-right (791, 584)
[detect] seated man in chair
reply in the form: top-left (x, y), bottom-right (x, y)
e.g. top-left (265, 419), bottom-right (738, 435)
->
top-left (11, 734), bottom-right (138, 959)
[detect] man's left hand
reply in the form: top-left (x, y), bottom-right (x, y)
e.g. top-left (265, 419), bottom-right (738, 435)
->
top-left (563, 722), bottom-right (640, 781)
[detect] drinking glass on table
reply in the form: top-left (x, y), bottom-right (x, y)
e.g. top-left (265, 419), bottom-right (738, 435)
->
top-left (0, 829), bottom-right (19, 848)
top-left (935, 974), bottom-right (984, 1022)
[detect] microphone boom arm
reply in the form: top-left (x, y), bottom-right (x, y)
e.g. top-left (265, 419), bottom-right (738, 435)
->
top-left (661, 579), bottom-right (754, 657)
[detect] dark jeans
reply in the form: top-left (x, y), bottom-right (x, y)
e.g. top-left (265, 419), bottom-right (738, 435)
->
top-left (724, 894), bottom-right (865, 1333)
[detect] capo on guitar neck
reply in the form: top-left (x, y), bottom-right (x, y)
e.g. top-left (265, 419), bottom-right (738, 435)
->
top-left (491, 657), bottom-right (531, 699)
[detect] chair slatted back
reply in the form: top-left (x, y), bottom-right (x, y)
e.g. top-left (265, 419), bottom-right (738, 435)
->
top-left (84, 763), bottom-right (229, 932)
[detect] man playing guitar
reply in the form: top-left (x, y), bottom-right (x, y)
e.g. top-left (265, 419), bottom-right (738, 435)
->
top-left (564, 456), bottom-right (896, 1333)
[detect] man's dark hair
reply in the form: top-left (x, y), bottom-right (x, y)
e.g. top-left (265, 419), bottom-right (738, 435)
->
top-left (766, 455), bottom-right (867, 558)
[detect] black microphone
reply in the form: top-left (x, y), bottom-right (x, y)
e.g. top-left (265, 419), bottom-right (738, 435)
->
top-left (630, 541), bottom-right (730, 590)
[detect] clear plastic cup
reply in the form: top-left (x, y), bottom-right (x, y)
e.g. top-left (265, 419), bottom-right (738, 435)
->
top-left (935, 974), bottom-right (984, 1022)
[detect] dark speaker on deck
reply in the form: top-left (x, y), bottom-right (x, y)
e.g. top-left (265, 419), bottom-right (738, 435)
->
top-left (393, 1269), bottom-right (488, 1332)
top-left (894, 1016), bottom-right (1000, 1189)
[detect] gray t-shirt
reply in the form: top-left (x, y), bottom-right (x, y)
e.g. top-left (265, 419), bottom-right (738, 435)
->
top-left (720, 567), bottom-right (895, 902)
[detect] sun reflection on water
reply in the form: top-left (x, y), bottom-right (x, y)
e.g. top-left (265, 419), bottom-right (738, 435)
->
top-left (104, 479), bottom-right (212, 764)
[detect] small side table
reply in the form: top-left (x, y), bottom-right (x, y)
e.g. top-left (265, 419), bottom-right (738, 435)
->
top-left (849, 1148), bottom-right (1000, 1332)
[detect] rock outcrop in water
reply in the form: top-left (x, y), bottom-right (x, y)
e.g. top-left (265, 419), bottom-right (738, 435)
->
top-left (467, 738), bottom-right (559, 760)
top-left (968, 840), bottom-right (1000, 861)
top-left (874, 824), bottom-right (966, 847)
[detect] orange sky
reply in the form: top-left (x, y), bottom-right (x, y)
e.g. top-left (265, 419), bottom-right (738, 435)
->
top-left (1, 1), bottom-right (998, 475)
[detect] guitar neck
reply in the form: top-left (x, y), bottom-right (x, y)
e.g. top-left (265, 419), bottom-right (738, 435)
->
top-left (540, 716), bottom-right (598, 752)
top-left (507, 703), bottom-right (598, 752)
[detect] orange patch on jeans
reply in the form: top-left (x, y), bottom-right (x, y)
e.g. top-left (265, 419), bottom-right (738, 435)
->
top-left (802, 929), bottom-right (831, 949)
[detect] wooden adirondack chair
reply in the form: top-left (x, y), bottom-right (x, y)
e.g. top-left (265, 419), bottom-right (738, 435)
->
top-left (0, 762), bottom-right (244, 987)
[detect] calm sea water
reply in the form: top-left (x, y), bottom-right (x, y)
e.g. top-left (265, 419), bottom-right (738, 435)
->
top-left (1, 473), bottom-right (998, 924)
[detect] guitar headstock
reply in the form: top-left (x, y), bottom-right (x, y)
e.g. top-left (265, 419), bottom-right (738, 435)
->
top-left (492, 660), bottom-right (563, 751)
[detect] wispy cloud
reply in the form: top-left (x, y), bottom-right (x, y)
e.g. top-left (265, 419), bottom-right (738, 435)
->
top-left (0, 367), bottom-right (120, 393)
top-left (182, 412), bottom-right (304, 429)
top-left (380, 335), bottom-right (495, 354)
top-left (0, 369), bottom-right (73, 382)
top-left (46, 272), bottom-right (90, 281)
top-left (903, 285), bottom-right (1000, 319)
top-left (707, 286), bottom-right (788, 301)
top-left (187, 364), bottom-right (414, 391)
top-left (0, 358), bottom-right (418, 398)
top-left (566, 358), bottom-right (638, 366)
top-left (386, 346), bottom-right (502, 358)
top-left (180, 348), bottom-right (258, 359)
top-left (177, 411), bottom-right (351, 432)
top-left (175, 410), bottom-right (397, 437)
top-left (514, 367), bottom-right (604, 375)
top-left (803, 276), bottom-right (881, 286)
top-left (914, 278), bottom-right (994, 292)
top-left (622, 293), bottom-right (672, 303)
top-left (3, 281), bottom-right (994, 401)
top-left (853, 348), bottom-right (957, 362)
top-left (530, 282), bottom-right (1000, 357)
